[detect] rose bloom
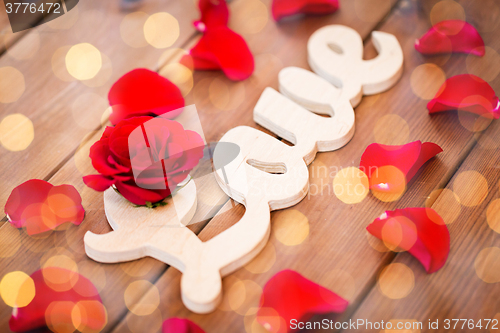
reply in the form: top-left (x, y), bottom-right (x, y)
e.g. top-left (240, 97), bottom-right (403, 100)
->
top-left (83, 116), bottom-right (204, 206)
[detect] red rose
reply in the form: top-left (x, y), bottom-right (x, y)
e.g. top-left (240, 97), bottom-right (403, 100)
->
top-left (83, 116), bottom-right (204, 205)
top-left (108, 68), bottom-right (185, 125)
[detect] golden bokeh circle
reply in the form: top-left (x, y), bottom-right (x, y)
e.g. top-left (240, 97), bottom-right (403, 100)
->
top-left (333, 167), bottom-right (369, 204)
top-left (0, 271), bottom-right (35, 308)
top-left (144, 12), bottom-right (180, 49)
top-left (474, 247), bottom-right (500, 283)
top-left (82, 53), bottom-right (113, 88)
top-left (378, 263), bottom-right (415, 299)
top-left (370, 165), bottom-right (407, 202)
top-left (227, 279), bottom-right (262, 315)
top-left (120, 259), bottom-right (155, 277)
top-left (366, 230), bottom-right (391, 253)
top-left (160, 63), bottom-right (193, 97)
top-left (410, 63), bottom-right (446, 100)
top-left (77, 261), bottom-right (107, 293)
top-left (52, 45), bottom-right (76, 82)
top-left (42, 255), bottom-right (80, 292)
top-left (244, 243), bottom-right (276, 274)
top-left (65, 43), bottom-right (102, 81)
top-left (272, 209), bottom-right (309, 246)
top-left (124, 280), bottom-right (160, 316)
top-left (373, 114), bottom-right (410, 145)
top-left (208, 77), bottom-right (246, 111)
top-left (127, 308), bottom-right (162, 333)
top-left (486, 199), bottom-right (500, 234)
top-left (231, 0), bottom-right (268, 34)
top-left (426, 189), bottom-right (461, 224)
top-left (0, 114), bottom-right (34, 151)
top-left (430, 0), bottom-right (466, 26)
top-left (120, 11), bottom-right (150, 48)
top-left (381, 216), bottom-right (418, 252)
top-left (453, 170), bottom-right (488, 207)
top-left (0, 66), bottom-right (25, 103)
top-left (457, 109), bottom-right (493, 133)
top-left (72, 92), bottom-right (108, 130)
top-left (466, 46), bottom-right (500, 82)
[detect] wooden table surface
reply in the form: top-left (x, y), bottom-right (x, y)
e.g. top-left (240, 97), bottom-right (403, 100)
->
top-left (0, 0), bottom-right (499, 332)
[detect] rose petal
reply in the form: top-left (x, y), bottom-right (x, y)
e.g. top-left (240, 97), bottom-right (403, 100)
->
top-left (415, 20), bottom-right (485, 56)
top-left (257, 270), bottom-right (348, 333)
top-left (428, 74), bottom-right (500, 119)
top-left (5, 180), bottom-right (85, 236)
top-left (272, 0), bottom-right (339, 21)
top-left (360, 141), bottom-right (442, 193)
top-left (9, 267), bottom-right (106, 332)
top-left (114, 181), bottom-right (171, 206)
top-left (108, 68), bottom-right (184, 125)
top-left (182, 27), bottom-right (254, 81)
top-left (194, 0), bottom-right (229, 31)
top-left (162, 318), bottom-right (205, 333)
top-left (83, 174), bottom-right (116, 192)
top-left (367, 208), bottom-right (450, 273)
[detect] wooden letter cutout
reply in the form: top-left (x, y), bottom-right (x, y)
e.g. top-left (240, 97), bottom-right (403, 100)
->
top-left (84, 24), bottom-right (403, 314)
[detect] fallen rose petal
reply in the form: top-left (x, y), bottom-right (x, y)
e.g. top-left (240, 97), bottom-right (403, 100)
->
top-left (257, 270), bottom-right (348, 333)
top-left (428, 74), bottom-right (500, 119)
top-left (182, 26), bottom-right (254, 81)
top-left (360, 141), bottom-right (443, 193)
top-left (415, 20), bottom-right (485, 56)
top-left (162, 318), bottom-right (205, 333)
top-left (194, 0), bottom-right (229, 31)
top-left (108, 68), bottom-right (184, 125)
top-left (9, 267), bottom-right (106, 332)
top-left (272, 0), bottom-right (339, 21)
top-left (5, 180), bottom-right (85, 236)
top-left (367, 208), bottom-right (450, 273)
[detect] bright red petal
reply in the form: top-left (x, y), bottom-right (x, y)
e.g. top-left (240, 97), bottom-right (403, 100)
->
top-left (257, 270), bottom-right (348, 333)
top-left (272, 0), bottom-right (339, 21)
top-left (194, 0), bottom-right (229, 31)
top-left (360, 141), bottom-right (442, 193)
top-left (9, 267), bottom-right (106, 332)
top-left (108, 68), bottom-right (184, 125)
top-left (114, 181), bottom-right (171, 206)
top-left (367, 208), bottom-right (450, 273)
top-left (415, 20), bottom-right (485, 56)
top-left (162, 318), bottom-right (205, 333)
top-left (428, 74), bottom-right (500, 119)
top-left (5, 180), bottom-right (85, 236)
top-left (184, 27), bottom-right (254, 81)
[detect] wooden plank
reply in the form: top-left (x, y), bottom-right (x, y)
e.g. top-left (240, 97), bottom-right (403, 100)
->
top-left (0, 0), bottom-right (198, 209)
top-left (112, 0), bottom-right (500, 332)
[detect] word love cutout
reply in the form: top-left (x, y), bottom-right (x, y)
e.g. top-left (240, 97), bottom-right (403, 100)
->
top-left (84, 25), bottom-right (403, 313)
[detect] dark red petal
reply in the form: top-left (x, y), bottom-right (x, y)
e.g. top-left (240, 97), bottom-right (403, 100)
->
top-left (162, 318), bottom-right (205, 333)
top-left (360, 141), bottom-right (442, 193)
top-left (195, 0), bottom-right (229, 31)
top-left (415, 20), bottom-right (485, 56)
top-left (366, 208), bottom-right (450, 273)
top-left (9, 267), bottom-right (106, 332)
top-left (83, 174), bottom-right (115, 192)
top-left (114, 181), bottom-right (171, 206)
top-left (257, 270), bottom-right (348, 333)
top-left (272, 0), bottom-right (339, 21)
top-left (108, 68), bottom-right (184, 125)
top-left (183, 27), bottom-right (254, 81)
top-left (5, 180), bottom-right (85, 235)
top-left (428, 74), bottom-right (500, 119)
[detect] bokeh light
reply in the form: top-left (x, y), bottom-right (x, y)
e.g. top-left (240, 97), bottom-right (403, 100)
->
top-left (474, 247), bottom-right (500, 283)
top-left (244, 243), bottom-right (276, 274)
top-left (378, 263), bottom-right (415, 299)
top-left (0, 271), bottom-right (35, 307)
top-left (120, 259), bottom-right (155, 277)
top-left (410, 63), bottom-right (446, 100)
top-left (430, 0), bottom-right (466, 26)
top-left (250, 307), bottom-right (285, 333)
top-left (487, 199), bottom-right (500, 234)
top-left (127, 309), bottom-right (162, 333)
top-left (52, 46), bottom-right (76, 82)
top-left (124, 280), bottom-right (160, 316)
top-left (0, 66), bottom-right (25, 103)
top-left (218, 275), bottom-right (242, 312)
top-left (71, 300), bottom-right (108, 333)
top-left (426, 189), bottom-right (461, 224)
top-left (370, 165), bottom-right (407, 202)
top-left (457, 108), bottom-right (493, 133)
top-left (227, 279), bottom-right (262, 315)
top-left (65, 43), bottom-right (102, 81)
top-left (366, 230), bottom-right (391, 252)
top-left (82, 53), bottom-right (113, 88)
top-left (272, 209), bottom-right (309, 246)
top-left (72, 92), bottom-right (108, 130)
top-left (121, 11), bottom-right (150, 48)
top-left (231, 0), bottom-right (268, 34)
top-left (453, 170), bottom-right (488, 207)
top-left (78, 261), bottom-right (107, 294)
top-left (374, 114), bottom-right (410, 145)
top-left (42, 256), bottom-right (80, 292)
top-left (209, 77), bottom-right (246, 111)
top-left (381, 216), bottom-right (418, 252)
top-left (466, 46), bottom-right (500, 82)
top-left (144, 12), bottom-right (179, 49)
top-left (0, 113), bottom-right (34, 151)
top-left (333, 167), bottom-right (369, 204)
top-left (159, 63), bottom-right (194, 97)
